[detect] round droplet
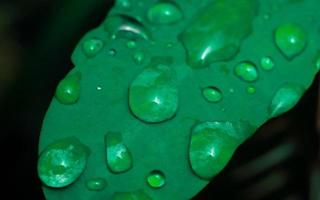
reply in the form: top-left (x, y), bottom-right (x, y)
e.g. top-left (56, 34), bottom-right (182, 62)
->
top-left (147, 170), bottom-right (166, 189)
top-left (127, 40), bottom-right (137, 48)
top-left (260, 56), bottom-right (275, 71)
top-left (234, 61), bottom-right (259, 82)
top-left (129, 61), bottom-right (178, 123)
top-left (116, 0), bottom-right (131, 9)
top-left (147, 2), bottom-right (183, 24)
top-left (86, 178), bottom-right (107, 191)
top-left (269, 84), bottom-right (303, 118)
top-left (113, 190), bottom-right (152, 200)
top-left (108, 49), bottom-right (117, 56)
top-left (105, 132), bottom-right (133, 173)
top-left (247, 86), bottom-right (256, 94)
top-left (202, 87), bottom-right (223, 103)
top-left (38, 137), bottom-right (90, 188)
top-left (82, 38), bottom-right (104, 57)
top-left (55, 72), bottom-right (81, 105)
top-left (275, 23), bottom-right (307, 59)
top-left (133, 51), bottom-right (145, 64)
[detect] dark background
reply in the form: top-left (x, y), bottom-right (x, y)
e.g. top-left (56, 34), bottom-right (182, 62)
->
top-left (0, 1), bottom-right (319, 199)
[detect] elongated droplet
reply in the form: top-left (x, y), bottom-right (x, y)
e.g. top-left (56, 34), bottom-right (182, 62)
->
top-left (260, 56), bottom-right (275, 71)
top-left (113, 190), bottom-right (152, 200)
top-left (179, 0), bottom-right (258, 68)
top-left (234, 61), bottom-right (259, 82)
top-left (202, 87), bottom-right (223, 103)
top-left (38, 137), bottom-right (90, 188)
top-left (189, 121), bottom-right (254, 179)
top-left (129, 59), bottom-right (178, 123)
top-left (104, 15), bottom-right (151, 41)
top-left (86, 178), bottom-right (107, 191)
top-left (275, 23), bottom-right (307, 59)
top-left (269, 84), bottom-right (304, 118)
top-left (105, 132), bottom-right (133, 173)
top-left (147, 2), bottom-right (183, 24)
top-left (82, 38), bottom-right (104, 57)
top-left (55, 72), bottom-right (81, 105)
top-left (147, 170), bottom-right (166, 189)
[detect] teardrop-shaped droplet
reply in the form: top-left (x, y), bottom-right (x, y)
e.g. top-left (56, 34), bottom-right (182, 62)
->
top-left (275, 23), bottom-right (307, 59)
top-left (147, 170), bottom-right (166, 189)
top-left (105, 132), bottom-right (133, 173)
top-left (260, 56), bottom-right (275, 71)
top-left (147, 2), bottom-right (183, 24)
top-left (82, 38), bottom-right (104, 57)
top-left (202, 87), bottom-right (223, 103)
top-left (104, 15), bottom-right (151, 41)
top-left (38, 137), bottom-right (90, 188)
top-left (234, 61), bottom-right (259, 82)
top-left (113, 190), bottom-right (152, 200)
top-left (189, 122), bottom-right (240, 180)
top-left (55, 72), bottom-right (81, 105)
top-left (86, 178), bottom-right (107, 191)
top-left (269, 84), bottom-right (304, 118)
top-left (179, 0), bottom-right (258, 68)
top-left (129, 59), bottom-right (178, 123)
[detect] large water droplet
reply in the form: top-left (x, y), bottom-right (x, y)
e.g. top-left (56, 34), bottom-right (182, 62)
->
top-left (82, 38), bottom-right (104, 57)
top-left (38, 137), bottom-right (90, 188)
top-left (104, 15), bottom-right (151, 41)
top-left (275, 23), bottom-right (307, 59)
top-left (105, 132), bottom-right (133, 173)
top-left (179, 0), bottom-right (258, 68)
top-left (234, 61), bottom-right (259, 82)
top-left (147, 170), bottom-right (166, 189)
top-left (202, 87), bottom-right (223, 103)
top-left (189, 122), bottom-right (239, 180)
top-left (113, 190), bottom-right (152, 200)
top-left (55, 72), bottom-right (81, 105)
top-left (86, 178), bottom-right (107, 191)
top-left (260, 56), bottom-right (275, 71)
top-left (129, 59), bottom-right (178, 123)
top-left (269, 84), bottom-right (303, 118)
top-left (147, 2), bottom-right (183, 24)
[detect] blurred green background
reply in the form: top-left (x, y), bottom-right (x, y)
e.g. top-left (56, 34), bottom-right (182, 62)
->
top-left (0, 1), bottom-right (319, 199)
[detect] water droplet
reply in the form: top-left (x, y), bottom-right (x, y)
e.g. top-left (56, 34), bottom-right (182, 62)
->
top-left (260, 56), bottom-right (275, 71)
top-left (147, 170), bottom-right (166, 189)
top-left (116, 0), bottom-right (131, 9)
top-left (234, 61), bottom-right (259, 82)
top-left (147, 2), bottom-right (183, 24)
top-left (82, 38), bottom-right (104, 57)
top-left (166, 43), bottom-right (173, 48)
top-left (202, 87), bottom-right (222, 103)
top-left (97, 86), bottom-right (103, 91)
top-left (179, 0), bottom-right (258, 68)
top-left (127, 40), bottom-right (137, 48)
top-left (113, 190), bottom-right (152, 200)
top-left (275, 23), bottom-right (307, 59)
top-left (108, 49), bottom-right (117, 56)
top-left (269, 84), bottom-right (303, 118)
top-left (133, 51), bottom-right (145, 64)
top-left (129, 59), bottom-right (178, 123)
top-left (55, 72), bottom-right (81, 104)
top-left (189, 122), bottom-right (239, 179)
top-left (247, 86), bottom-right (256, 94)
top-left (86, 178), bottom-right (107, 191)
top-left (104, 15), bottom-right (151, 41)
top-left (105, 132), bottom-right (133, 173)
top-left (38, 137), bottom-right (90, 188)
top-left (315, 52), bottom-right (320, 71)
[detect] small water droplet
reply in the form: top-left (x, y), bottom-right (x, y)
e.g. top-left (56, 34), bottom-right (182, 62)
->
top-left (315, 52), bottom-right (320, 71)
top-left (247, 86), bottom-right (256, 94)
top-left (108, 49), bottom-right (117, 56)
top-left (167, 42), bottom-right (173, 48)
top-left (86, 178), bottom-right (107, 191)
top-left (55, 72), bottom-right (81, 105)
top-left (147, 170), bottom-right (166, 189)
top-left (38, 137), bottom-right (90, 188)
top-left (234, 61), bottom-right (259, 82)
top-left (275, 23), bottom-right (307, 59)
top-left (269, 84), bottom-right (303, 118)
top-left (82, 38), bottom-right (104, 57)
top-left (133, 51), bottom-right (145, 64)
top-left (97, 86), bottom-right (103, 91)
top-left (147, 2), bottom-right (183, 24)
top-left (105, 132), bottom-right (133, 173)
top-left (116, 0), bottom-right (131, 9)
top-left (260, 56), bottom-right (275, 71)
top-left (202, 87), bottom-right (222, 103)
top-left (113, 190), bottom-right (151, 200)
top-left (127, 40), bottom-right (137, 48)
